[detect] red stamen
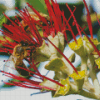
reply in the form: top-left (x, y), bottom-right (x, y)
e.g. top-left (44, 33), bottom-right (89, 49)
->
top-left (29, 74), bottom-right (42, 80)
top-left (78, 25), bottom-right (100, 56)
top-left (11, 81), bottom-right (56, 91)
top-left (66, 3), bottom-right (82, 37)
top-left (2, 44), bottom-right (13, 49)
top-left (3, 24), bottom-right (24, 42)
top-left (1, 70), bottom-right (40, 85)
top-left (0, 30), bottom-right (21, 42)
top-left (44, 0), bottom-right (60, 32)
top-left (16, 8), bottom-right (43, 46)
top-left (14, 16), bottom-right (36, 45)
top-left (26, 3), bottom-right (48, 26)
top-left (95, 12), bottom-right (100, 26)
top-left (3, 36), bottom-right (17, 47)
top-left (77, 26), bottom-right (86, 35)
top-left (16, 66), bottom-right (64, 87)
top-left (3, 81), bottom-right (42, 90)
top-left (62, 11), bottom-right (77, 43)
top-left (83, 0), bottom-right (93, 39)
top-left (29, 59), bottom-right (41, 75)
top-left (68, 6), bottom-right (76, 22)
top-left (32, 62), bottom-right (40, 73)
top-left (0, 48), bottom-right (12, 53)
top-left (47, 39), bottom-right (78, 74)
top-left (0, 40), bottom-right (14, 48)
top-left (51, 0), bottom-right (62, 31)
top-left (1, 11), bottom-right (43, 48)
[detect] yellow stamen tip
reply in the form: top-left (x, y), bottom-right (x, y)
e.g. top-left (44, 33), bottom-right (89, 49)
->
top-left (68, 37), bottom-right (83, 51)
top-left (55, 78), bottom-right (70, 96)
top-left (69, 70), bottom-right (85, 80)
top-left (95, 57), bottom-right (100, 69)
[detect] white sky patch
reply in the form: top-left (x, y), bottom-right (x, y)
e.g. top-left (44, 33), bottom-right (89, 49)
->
top-left (55, 0), bottom-right (83, 3)
top-left (0, 0), bottom-right (15, 8)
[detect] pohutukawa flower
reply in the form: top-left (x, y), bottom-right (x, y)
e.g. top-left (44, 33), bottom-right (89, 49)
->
top-left (26, 0), bottom-right (77, 42)
top-left (15, 1), bottom-right (78, 74)
top-left (0, 0), bottom-right (67, 91)
top-left (68, 37), bottom-right (85, 56)
top-left (1, 0), bottom-right (100, 99)
top-left (0, 11), bottom-right (44, 76)
top-left (26, 0), bottom-right (78, 73)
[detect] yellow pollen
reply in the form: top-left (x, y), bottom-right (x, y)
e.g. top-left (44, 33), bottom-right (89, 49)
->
top-left (69, 70), bottom-right (85, 80)
top-left (95, 58), bottom-right (100, 69)
top-left (55, 78), bottom-right (70, 96)
top-left (83, 36), bottom-right (98, 46)
top-left (68, 37), bottom-right (83, 51)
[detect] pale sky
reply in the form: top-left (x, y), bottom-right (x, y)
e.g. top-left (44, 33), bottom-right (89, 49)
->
top-left (0, 0), bottom-right (15, 8)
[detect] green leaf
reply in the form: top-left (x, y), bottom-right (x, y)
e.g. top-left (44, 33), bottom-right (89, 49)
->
top-left (26, 0), bottom-right (48, 14)
top-left (97, 28), bottom-right (100, 42)
top-left (0, 16), bottom-right (6, 27)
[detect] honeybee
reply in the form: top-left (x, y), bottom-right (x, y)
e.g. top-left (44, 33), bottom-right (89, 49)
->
top-left (3, 12), bottom-right (51, 76)
top-left (3, 43), bottom-right (30, 77)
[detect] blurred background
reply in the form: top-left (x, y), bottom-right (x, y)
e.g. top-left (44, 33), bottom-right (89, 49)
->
top-left (0, 0), bottom-right (100, 100)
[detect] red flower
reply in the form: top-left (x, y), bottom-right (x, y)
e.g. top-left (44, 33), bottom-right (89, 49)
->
top-left (0, 1), bottom-right (66, 90)
top-left (0, 0), bottom-right (85, 92)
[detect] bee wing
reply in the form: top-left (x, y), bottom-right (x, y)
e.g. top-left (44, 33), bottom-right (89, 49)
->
top-left (3, 55), bottom-right (20, 75)
top-left (3, 55), bottom-right (29, 77)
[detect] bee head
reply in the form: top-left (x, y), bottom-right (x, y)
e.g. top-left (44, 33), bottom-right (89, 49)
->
top-left (13, 44), bottom-right (27, 59)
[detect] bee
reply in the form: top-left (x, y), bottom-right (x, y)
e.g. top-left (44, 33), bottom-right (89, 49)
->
top-left (4, 43), bottom-right (30, 77)
top-left (3, 12), bottom-right (51, 77)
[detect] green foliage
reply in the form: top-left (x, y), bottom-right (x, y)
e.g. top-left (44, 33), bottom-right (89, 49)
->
top-left (15, 0), bottom-right (21, 9)
top-left (97, 28), bottom-right (100, 50)
top-left (0, 4), bottom-right (6, 15)
top-left (0, 16), bottom-right (6, 27)
top-left (0, 4), bottom-right (6, 27)
top-left (26, 0), bottom-right (48, 14)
